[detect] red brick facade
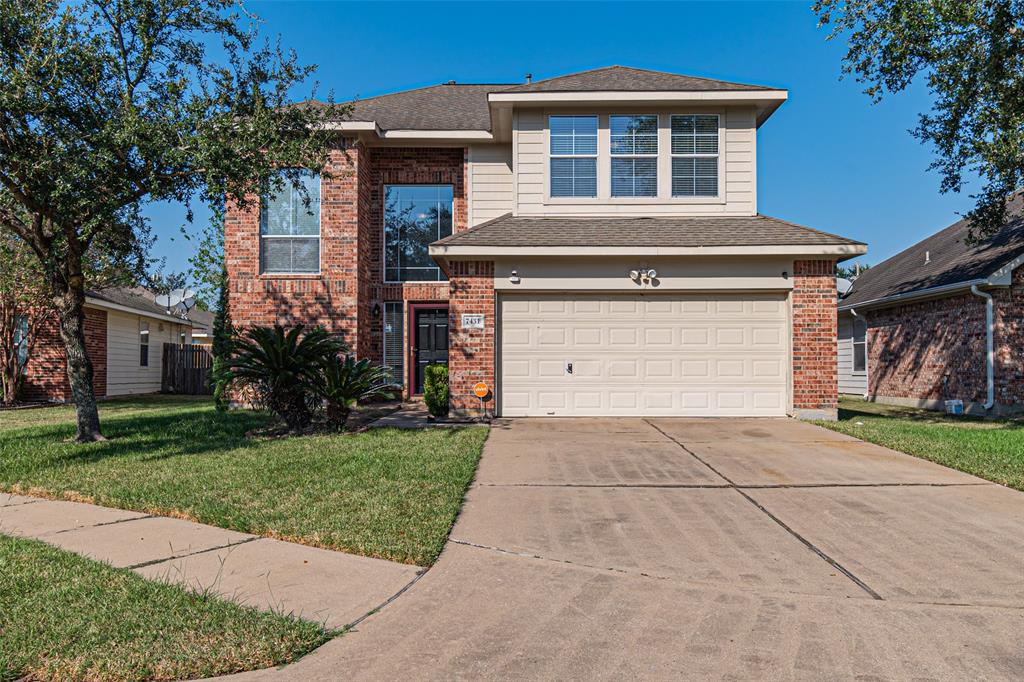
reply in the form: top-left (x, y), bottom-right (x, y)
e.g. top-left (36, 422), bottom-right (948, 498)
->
top-left (225, 142), bottom-right (468, 397)
top-left (791, 259), bottom-right (839, 416)
top-left (21, 307), bottom-right (107, 402)
top-left (447, 261), bottom-right (496, 416)
top-left (864, 266), bottom-right (1024, 410)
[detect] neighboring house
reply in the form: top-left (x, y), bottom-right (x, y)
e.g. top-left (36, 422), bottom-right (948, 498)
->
top-left (20, 287), bottom-right (196, 402)
top-left (839, 196), bottom-right (1024, 414)
top-left (187, 308), bottom-right (215, 348)
top-left (226, 66), bottom-right (865, 419)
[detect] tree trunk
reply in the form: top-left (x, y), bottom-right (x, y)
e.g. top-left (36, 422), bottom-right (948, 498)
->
top-left (55, 279), bottom-right (104, 442)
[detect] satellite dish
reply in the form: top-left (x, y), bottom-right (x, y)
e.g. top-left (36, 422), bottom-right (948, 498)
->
top-left (837, 278), bottom-right (853, 297)
top-left (154, 288), bottom-right (196, 315)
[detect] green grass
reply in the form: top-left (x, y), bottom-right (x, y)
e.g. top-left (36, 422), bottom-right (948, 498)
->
top-left (0, 396), bottom-right (488, 566)
top-left (819, 397), bottom-right (1024, 491)
top-left (0, 533), bottom-right (330, 682)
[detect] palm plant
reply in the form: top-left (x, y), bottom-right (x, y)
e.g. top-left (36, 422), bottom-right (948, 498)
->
top-left (219, 325), bottom-right (345, 430)
top-left (318, 355), bottom-right (395, 428)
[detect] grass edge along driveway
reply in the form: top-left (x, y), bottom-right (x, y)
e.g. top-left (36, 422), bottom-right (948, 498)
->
top-left (818, 397), bottom-right (1024, 491)
top-left (0, 396), bottom-right (489, 566)
top-left (0, 533), bottom-right (331, 682)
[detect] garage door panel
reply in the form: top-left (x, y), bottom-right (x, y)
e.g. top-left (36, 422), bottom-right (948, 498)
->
top-left (500, 293), bottom-right (789, 417)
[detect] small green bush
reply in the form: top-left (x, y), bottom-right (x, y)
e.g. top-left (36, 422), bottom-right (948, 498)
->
top-left (423, 364), bottom-right (449, 418)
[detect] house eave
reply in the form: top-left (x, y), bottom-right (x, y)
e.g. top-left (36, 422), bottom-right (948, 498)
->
top-left (321, 120), bottom-right (494, 142)
top-left (431, 243), bottom-right (866, 259)
top-left (84, 297), bottom-right (196, 325)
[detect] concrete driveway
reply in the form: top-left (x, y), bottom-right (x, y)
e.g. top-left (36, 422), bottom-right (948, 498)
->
top-left (232, 418), bottom-right (1024, 681)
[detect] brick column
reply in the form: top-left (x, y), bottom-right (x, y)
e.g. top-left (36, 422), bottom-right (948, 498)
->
top-left (792, 259), bottom-right (838, 420)
top-left (447, 260), bottom-right (495, 417)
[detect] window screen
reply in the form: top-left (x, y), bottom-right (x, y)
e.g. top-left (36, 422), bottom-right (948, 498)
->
top-left (384, 185), bottom-right (454, 282)
top-left (671, 115), bottom-right (719, 197)
top-left (853, 318), bottom-right (867, 373)
top-left (610, 115), bottom-right (658, 197)
top-left (13, 315), bottom-right (28, 368)
top-left (139, 320), bottom-right (150, 367)
top-left (549, 116), bottom-right (598, 198)
top-left (260, 170), bottom-right (321, 274)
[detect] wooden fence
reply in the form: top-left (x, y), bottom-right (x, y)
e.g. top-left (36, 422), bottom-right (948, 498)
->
top-left (161, 343), bottom-right (214, 395)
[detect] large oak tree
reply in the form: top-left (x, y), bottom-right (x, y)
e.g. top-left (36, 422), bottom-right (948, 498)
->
top-left (0, 0), bottom-right (339, 440)
top-left (815, 0), bottom-right (1024, 240)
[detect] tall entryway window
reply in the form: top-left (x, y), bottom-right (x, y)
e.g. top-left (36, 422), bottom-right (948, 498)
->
top-left (383, 302), bottom-right (405, 385)
top-left (410, 304), bottom-right (448, 394)
top-left (383, 185), bottom-right (453, 282)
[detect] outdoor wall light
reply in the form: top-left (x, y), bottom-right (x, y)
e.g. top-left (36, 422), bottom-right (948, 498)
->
top-left (372, 302), bottom-right (381, 318)
top-left (509, 270), bottom-right (521, 284)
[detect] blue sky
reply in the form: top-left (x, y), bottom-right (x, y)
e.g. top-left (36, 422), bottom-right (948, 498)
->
top-left (144, 0), bottom-right (976, 281)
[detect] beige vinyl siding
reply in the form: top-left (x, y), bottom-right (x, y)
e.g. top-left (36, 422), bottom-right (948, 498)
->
top-left (513, 106), bottom-right (757, 216)
top-left (837, 314), bottom-right (868, 395)
top-left (105, 309), bottom-right (191, 396)
top-left (468, 144), bottom-right (514, 226)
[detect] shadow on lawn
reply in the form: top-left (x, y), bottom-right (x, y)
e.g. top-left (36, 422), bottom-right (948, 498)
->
top-left (3, 406), bottom-right (272, 466)
top-left (838, 404), bottom-right (1024, 431)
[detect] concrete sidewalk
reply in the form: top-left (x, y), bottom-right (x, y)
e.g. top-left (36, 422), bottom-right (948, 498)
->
top-left (0, 493), bottom-right (421, 629)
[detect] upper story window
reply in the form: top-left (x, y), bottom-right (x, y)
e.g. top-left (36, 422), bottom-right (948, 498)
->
top-left (260, 170), bottom-right (321, 274)
top-left (549, 115), bottom-right (597, 198)
top-left (610, 115), bottom-right (658, 197)
top-left (384, 185), bottom-right (453, 282)
top-left (671, 115), bottom-right (719, 197)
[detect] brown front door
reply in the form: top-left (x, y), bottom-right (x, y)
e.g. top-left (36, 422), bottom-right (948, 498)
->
top-left (411, 305), bottom-right (448, 394)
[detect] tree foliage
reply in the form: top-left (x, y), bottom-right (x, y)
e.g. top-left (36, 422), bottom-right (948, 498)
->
top-left (0, 232), bottom-right (51, 404)
top-left (0, 0), bottom-right (342, 440)
top-left (815, 0), bottom-right (1024, 240)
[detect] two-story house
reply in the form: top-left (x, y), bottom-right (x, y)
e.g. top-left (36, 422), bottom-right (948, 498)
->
top-left (225, 66), bottom-right (866, 419)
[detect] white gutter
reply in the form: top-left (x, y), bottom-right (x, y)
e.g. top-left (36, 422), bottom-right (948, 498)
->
top-left (970, 285), bottom-right (996, 410)
top-left (487, 90), bottom-right (789, 104)
top-left (431, 243), bottom-right (867, 258)
top-left (85, 297), bottom-right (196, 326)
top-left (838, 278), bottom-right (988, 311)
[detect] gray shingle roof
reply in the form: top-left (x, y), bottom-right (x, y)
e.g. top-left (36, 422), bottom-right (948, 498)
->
top-left (433, 214), bottom-right (862, 248)
top-left (342, 84), bottom-right (515, 131)
top-left (303, 66), bottom-right (780, 131)
top-left (502, 66), bottom-right (776, 93)
top-left (87, 286), bottom-right (204, 325)
top-left (841, 195), bottom-right (1024, 307)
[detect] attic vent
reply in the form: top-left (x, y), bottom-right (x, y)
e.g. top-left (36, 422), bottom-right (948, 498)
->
top-left (925, 250), bottom-right (931, 264)
top-left (446, 80), bottom-right (456, 85)
top-left (525, 73), bottom-right (533, 83)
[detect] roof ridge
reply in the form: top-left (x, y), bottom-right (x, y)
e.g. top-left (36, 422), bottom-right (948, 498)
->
top-left (343, 82), bottom-right (517, 105)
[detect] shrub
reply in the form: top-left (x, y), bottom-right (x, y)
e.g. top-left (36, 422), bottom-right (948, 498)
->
top-left (423, 364), bottom-right (449, 418)
top-left (318, 356), bottom-right (394, 428)
top-left (218, 325), bottom-right (345, 431)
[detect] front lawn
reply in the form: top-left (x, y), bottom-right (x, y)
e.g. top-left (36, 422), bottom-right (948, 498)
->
top-left (820, 397), bottom-right (1024, 491)
top-left (0, 533), bottom-right (329, 682)
top-left (0, 397), bottom-right (488, 566)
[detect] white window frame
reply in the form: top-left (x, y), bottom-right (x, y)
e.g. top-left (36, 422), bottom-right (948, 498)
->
top-left (382, 184), bottom-right (455, 284)
top-left (259, 170), bottom-right (322, 276)
top-left (548, 115), bottom-right (598, 199)
top-left (139, 320), bottom-right (150, 367)
top-left (609, 114), bottom-right (659, 198)
top-left (543, 110), bottom-right (727, 205)
top-left (670, 114), bottom-right (721, 199)
top-left (852, 317), bottom-right (868, 375)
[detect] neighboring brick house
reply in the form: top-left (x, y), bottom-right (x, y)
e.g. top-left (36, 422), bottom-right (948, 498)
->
top-left (226, 66), bottom-right (865, 419)
top-left (18, 287), bottom-right (196, 402)
top-left (838, 196), bottom-right (1024, 415)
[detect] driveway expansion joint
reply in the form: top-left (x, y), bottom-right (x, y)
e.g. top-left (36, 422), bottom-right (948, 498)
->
top-left (643, 419), bottom-right (885, 601)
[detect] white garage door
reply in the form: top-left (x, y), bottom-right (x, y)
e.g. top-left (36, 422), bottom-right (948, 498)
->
top-left (500, 293), bottom-right (789, 417)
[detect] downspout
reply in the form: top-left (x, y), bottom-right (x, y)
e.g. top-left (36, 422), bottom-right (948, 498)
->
top-left (969, 285), bottom-right (995, 410)
top-left (849, 308), bottom-right (869, 399)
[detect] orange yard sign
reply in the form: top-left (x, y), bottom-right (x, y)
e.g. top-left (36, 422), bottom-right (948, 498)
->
top-left (474, 383), bottom-right (489, 398)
